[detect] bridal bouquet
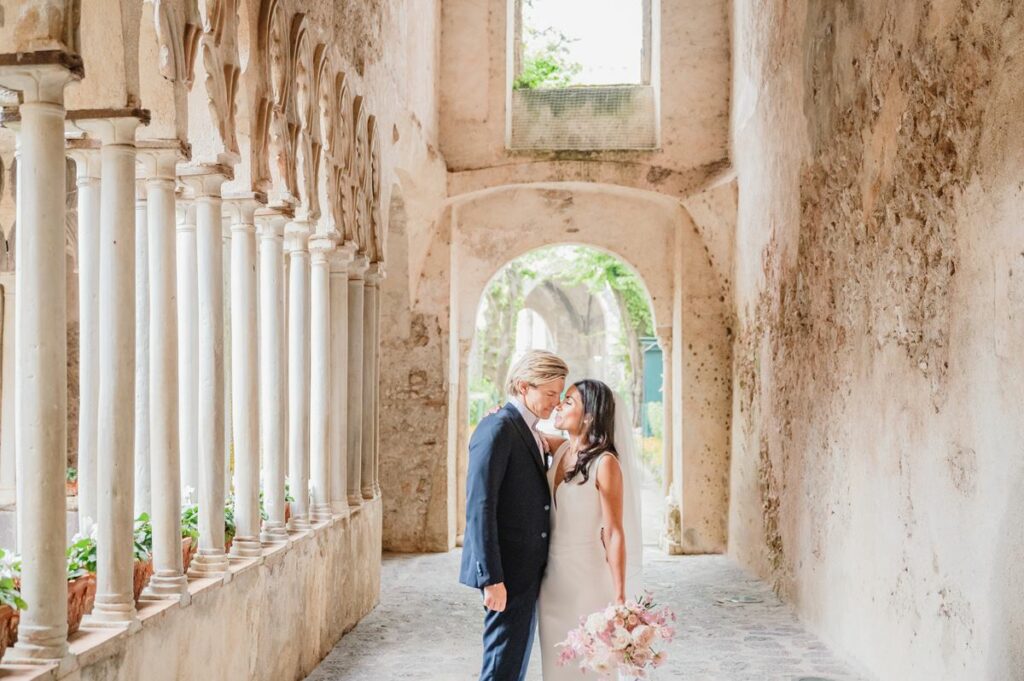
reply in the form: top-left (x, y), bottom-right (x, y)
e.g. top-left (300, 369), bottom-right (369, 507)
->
top-left (556, 592), bottom-right (676, 678)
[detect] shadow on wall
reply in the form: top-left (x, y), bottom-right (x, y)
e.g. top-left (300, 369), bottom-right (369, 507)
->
top-left (989, 466), bottom-right (1024, 679)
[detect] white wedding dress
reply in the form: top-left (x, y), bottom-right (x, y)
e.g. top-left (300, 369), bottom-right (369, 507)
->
top-left (537, 443), bottom-right (620, 681)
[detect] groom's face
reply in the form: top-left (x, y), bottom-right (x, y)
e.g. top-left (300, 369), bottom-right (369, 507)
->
top-left (520, 378), bottom-right (565, 420)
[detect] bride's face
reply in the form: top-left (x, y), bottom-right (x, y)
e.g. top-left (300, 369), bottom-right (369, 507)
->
top-left (553, 385), bottom-right (584, 434)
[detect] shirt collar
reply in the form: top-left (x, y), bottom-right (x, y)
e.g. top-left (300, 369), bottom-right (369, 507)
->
top-left (509, 396), bottom-right (540, 430)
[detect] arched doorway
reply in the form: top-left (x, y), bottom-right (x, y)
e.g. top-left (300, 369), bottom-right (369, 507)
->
top-left (458, 244), bottom-right (667, 548)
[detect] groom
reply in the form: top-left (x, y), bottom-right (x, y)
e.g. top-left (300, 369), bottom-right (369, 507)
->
top-left (459, 350), bottom-right (569, 681)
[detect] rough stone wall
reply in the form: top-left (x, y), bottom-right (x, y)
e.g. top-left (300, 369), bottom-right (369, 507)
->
top-left (730, 1), bottom-right (1024, 678)
top-left (379, 204), bottom-right (455, 552)
top-left (438, 0), bottom-right (732, 197)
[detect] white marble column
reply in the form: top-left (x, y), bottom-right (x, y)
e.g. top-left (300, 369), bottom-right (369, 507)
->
top-left (308, 237), bottom-right (334, 523)
top-left (362, 264), bottom-right (381, 499)
top-left (227, 196), bottom-right (262, 557)
top-left (134, 180), bottom-right (150, 516)
top-left (371, 265), bottom-right (384, 498)
top-left (69, 144), bottom-right (101, 533)
top-left (184, 169), bottom-right (230, 576)
top-left (657, 330), bottom-right (673, 498)
top-left (222, 219), bottom-right (233, 499)
top-left (328, 246), bottom-right (355, 515)
top-left (3, 62), bottom-right (76, 660)
top-left (286, 220), bottom-right (312, 530)
top-left (140, 147), bottom-right (188, 598)
top-left (85, 114), bottom-right (143, 626)
top-left (257, 212), bottom-right (288, 542)
top-left (346, 256), bottom-right (368, 508)
top-left (177, 201), bottom-right (199, 503)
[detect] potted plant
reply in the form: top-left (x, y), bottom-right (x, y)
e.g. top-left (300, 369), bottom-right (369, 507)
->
top-left (132, 513), bottom-right (153, 603)
top-left (66, 467), bottom-right (78, 497)
top-left (0, 548), bottom-right (26, 660)
top-left (284, 479), bottom-right (295, 523)
top-left (65, 532), bottom-right (97, 635)
top-left (223, 498), bottom-right (236, 554)
top-left (180, 504), bottom-right (199, 573)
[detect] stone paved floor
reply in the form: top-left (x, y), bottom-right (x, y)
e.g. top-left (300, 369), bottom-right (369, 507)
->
top-left (306, 549), bottom-right (868, 681)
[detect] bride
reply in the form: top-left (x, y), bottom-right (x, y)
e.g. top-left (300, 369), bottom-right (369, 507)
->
top-left (537, 379), bottom-right (644, 680)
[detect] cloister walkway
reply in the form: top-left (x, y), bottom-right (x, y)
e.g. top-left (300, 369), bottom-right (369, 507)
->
top-left (306, 550), bottom-right (866, 681)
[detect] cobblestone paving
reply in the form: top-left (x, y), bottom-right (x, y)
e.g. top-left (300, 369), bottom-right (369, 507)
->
top-left (306, 549), bottom-right (868, 681)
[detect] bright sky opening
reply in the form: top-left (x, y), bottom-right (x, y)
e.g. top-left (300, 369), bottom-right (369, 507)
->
top-left (523, 0), bottom-right (643, 85)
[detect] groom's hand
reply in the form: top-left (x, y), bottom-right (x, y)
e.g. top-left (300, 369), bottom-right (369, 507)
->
top-left (482, 583), bottom-right (507, 612)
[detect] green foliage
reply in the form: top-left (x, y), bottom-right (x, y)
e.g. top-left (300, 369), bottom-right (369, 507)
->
top-left (223, 496), bottom-right (236, 542)
top-left (468, 375), bottom-right (502, 427)
top-left (555, 251), bottom-right (653, 337)
top-left (180, 504), bottom-right (200, 544)
top-left (0, 548), bottom-right (26, 611)
top-left (66, 467), bottom-right (77, 483)
top-left (645, 401), bottom-right (664, 440)
top-left (133, 513), bottom-right (152, 562)
top-left (514, 8), bottom-right (582, 89)
top-left (284, 479), bottom-right (296, 503)
top-left (258, 490), bottom-right (269, 522)
top-left (66, 533), bottom-right (97, 579)
top-left (181, 502), bottom-right (236, 544)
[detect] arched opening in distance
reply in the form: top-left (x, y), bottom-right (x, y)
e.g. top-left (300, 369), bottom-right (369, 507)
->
top-left (460, 244), bottom-right (666, 548)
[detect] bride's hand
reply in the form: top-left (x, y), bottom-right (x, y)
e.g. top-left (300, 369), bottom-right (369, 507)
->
top-left (615, 594), bottom-right (626, 606)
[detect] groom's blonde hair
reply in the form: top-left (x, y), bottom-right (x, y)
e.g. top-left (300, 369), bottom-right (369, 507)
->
top-left (505, 350), bottom-right (569, 396)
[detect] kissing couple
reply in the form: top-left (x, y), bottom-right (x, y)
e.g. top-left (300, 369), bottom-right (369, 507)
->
top-left (459, 350), bottom-right (643, 680)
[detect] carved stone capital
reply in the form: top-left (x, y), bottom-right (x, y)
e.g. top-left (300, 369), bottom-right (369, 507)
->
top-left (67, 138), bottom-right (102, 180)
top-left (348, 254), bottom-right (370, 280)
top-left (69, 109), bottom-right (150, 144)
top-left (0, 54), bottom-right (81, 104)
top-left (255, 209), bottom-right (288, 241)
top-left (178, 164), bottom-right (232, 198)
top-left (329, 241), bottom-right (358, 275)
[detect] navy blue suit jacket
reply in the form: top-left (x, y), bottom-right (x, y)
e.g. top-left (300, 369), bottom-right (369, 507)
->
top-left (459, 402), bottom-right (552, 595)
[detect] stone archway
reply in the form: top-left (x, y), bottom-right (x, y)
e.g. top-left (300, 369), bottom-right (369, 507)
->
top-left (379, 181), bottom-right (731, 556)
top-left (455, 242), bottom-right (664, 546)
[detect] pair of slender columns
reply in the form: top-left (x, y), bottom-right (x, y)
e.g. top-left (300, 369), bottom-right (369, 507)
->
top-left (286, 220), bottom-right (312, 530)
top-left (227, 196), bottom-right (262, 557)
top-left (328, 247), bottom-right (356, 515)
top-left (181, 170), bottom-right (230, 576)
top-left (257, 213), bottom-right (289, 541)
top-left (135, 180), bottom-right (151, 517)
top-left (346, 256), bottom-right (369, 507)
top-left (69, 144), bottom-right (101, 534)
top-left (140, 147), bottom-right (188, 598)
top-left (362, 264), bottom-right (384, 499)
top-left (177, 202), bottom-right (199, 503)
top-left (308, 236), bottom-right (335, 523)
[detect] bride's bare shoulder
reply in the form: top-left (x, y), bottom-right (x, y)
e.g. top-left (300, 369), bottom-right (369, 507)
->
top-left (595, 451), bottom-right (623, 490)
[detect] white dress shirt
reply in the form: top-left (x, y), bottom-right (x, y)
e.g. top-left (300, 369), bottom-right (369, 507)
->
top-left (510, 397), bottom-right (545, 461)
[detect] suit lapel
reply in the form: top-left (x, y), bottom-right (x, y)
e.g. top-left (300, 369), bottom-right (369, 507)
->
top-left (504, 403), bottom-right (547, 478)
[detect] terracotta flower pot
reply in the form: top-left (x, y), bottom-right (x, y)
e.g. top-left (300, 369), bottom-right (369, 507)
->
top-left (66, 480), bottom-right (78, 497)
top-left (67, 574), bottom-right (96, 635)
top-left (0, 604), bottom-right (17, 662)
top-left (181, 537), bottom-right (196, 574)
top-left (285, 502), bottom-right (291, 523)
top-left (133, 560), bottom-right (153, 603)
top-left (224, 536), bottom-right (234, 555)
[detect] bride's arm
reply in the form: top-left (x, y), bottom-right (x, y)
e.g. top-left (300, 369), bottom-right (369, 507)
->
top-left (596, 454), bottom-right (626, 604)
top-left (539, 432), bottom-right (566, 455)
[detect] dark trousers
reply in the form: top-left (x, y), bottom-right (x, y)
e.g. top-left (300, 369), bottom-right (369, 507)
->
top-left (479, 580), bottom-right (540, 681)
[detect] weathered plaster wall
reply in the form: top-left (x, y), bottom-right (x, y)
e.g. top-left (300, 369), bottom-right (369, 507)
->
top-left (379, 181), bottom-right (733, 552)
top-left (76, 502), bottom-right (381, 681)
top-left (438, 0), bottom-right (732, 197)
top-left (730, 1), bottom-right (1024, 678)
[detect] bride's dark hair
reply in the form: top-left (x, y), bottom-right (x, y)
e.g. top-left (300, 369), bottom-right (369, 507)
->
top-left (563, 379), bottom-right (618, 484)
